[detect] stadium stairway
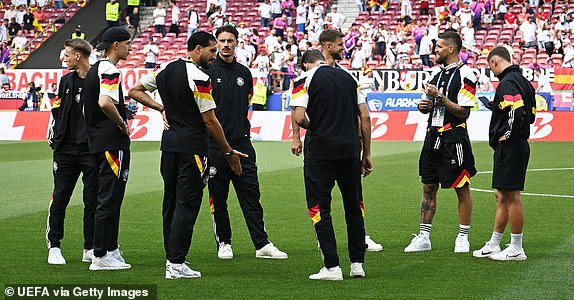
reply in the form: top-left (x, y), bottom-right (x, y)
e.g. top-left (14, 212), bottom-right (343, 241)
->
top-left (17, 0), bottom-right (128, 69)
top-left (336, 0), bottom-right (360, 32)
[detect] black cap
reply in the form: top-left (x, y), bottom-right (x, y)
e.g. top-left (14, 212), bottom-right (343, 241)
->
top-left (96, 27), bottom-right (130, 51)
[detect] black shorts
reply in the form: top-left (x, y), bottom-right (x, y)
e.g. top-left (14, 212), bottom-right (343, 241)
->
top-left (492, 139), bottom-right (530, 191)
top-left (419, 132), bottom-right (477, 188)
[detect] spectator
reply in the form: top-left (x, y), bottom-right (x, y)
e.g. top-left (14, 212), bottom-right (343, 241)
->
top-left (386, 41), bottom-right (397, 67)
top-left (39, 82), bottom-right (57, 111)
top-left (534, 68), bottom-right (552, 93)
top-left (456, 4), bottom-right (474, 29)
top-left (21, 82), bottom-right (40, 111)
top-left (562, 40), bottom-right (574, 67)
top-left (4, 5), bottom-right (18, 26)
top-left (281, 0), bottom-right (295, 25)
top-left (446, 0), bottom-right (460, 17)
top-left (22, 7), bottom-right (34, 34)
top-left (396, 37), bottom-right (411, 62)
top-left (520, 16), bottom-right (537, 48)
top-left (16, 5), bottom-right (26, 26)
top-left (359, 67), bottom-right (374, 95)
top-left (59, 48), bottom-right (67, 68)
top-left (528, 58), bottom-right (543, 69)
top-left (420, 0), bottom-right (429, 15)
top-left (343, 30), bottom-right (356, 59)
top-left (372, 23), bottom-right (387, 61)
top-left (358, 30), bottom-right (373, 59)
top-left (360, 17), bottom-right (374, 36)
top-left (208, 6), bottom-right (224, 29)
top-left (153, 1), bottom-right (166, 37)
top-left (142, 37), bottom-right (158, 68)
top-left (10, 30), bottom-right (26, 51)
top-left (0, 67), bottom-right (11, 90)
top-left (236, 21), bottom-right (249, 40)
top-left (351, 42), bottom-right (367, 69)
top-left (459, 47), bottom-right (471, 64)
top-left (251, 76), bottom-right (271, 110)
top-left (259, 0), bottom-right (272, 28)
top-left (412, 19), bottom-right (425, 54)
top-left (127, 7), bottom-right (141, 40)
top-left (206, 0), bottom-right (219, 19)
top-left (469, 0), bottom-right (484, 30)
top-left (216, 0), bottom-right (227, 16)
top-left (474, 70), bottom-right (493, 92)
top-left (461, 21), bottom-right (476, 46)
top-left (8, 18), bottom-right (21, 41)
top-left (273, 13), bottom-right (288, 37)
top-left (306, 14), bottom-right (322, 34)
top-left (295, 1), bottom-right (307, 33)
top-left (400, 0), bottom-right (413, 22)
top-left (71, 25), bottom-right (86, 40)
top-left (253, 47), bottom-right (270, 78)
top-left (357, 0), bottom-right (365, 12)
top-left (496, 1), bottom-right (507, 21)
top-left (54, 0), bottom-right (64, 9)
top-left (539, 24), bottom-right (554, 55)
top-left (308, 1), bottom-right (324, 20)
top-left (271, 0), bottom-right (282, 20)
top-left (427, 17), bottom-right (439, 53)
top-left (517, 6), bottom-right (530, 24)
top-left (434, 0), bottom-right (447, 20)
top-left (328, 5), bottom-right (346, 30)
top-left (185, 5), bottom-right (200, 37)
top-left (236, 40), bottom-right (252, 67)
top-left (396, 18), bottom-right (413, 36)
top-left (419, 29), bottom-right (432, 67)
top-left (504, 9), bottom-right (518, 30)
top-left (264, 28), bottom-right (278, 50)
top-left (0, 42), bottom-right (10, 65)
top-left (32, 6), bottom-right (45, 23)
top-left (370, 0), bottom-right (386, 14)
top-left (244, 37), bottom-right (257, 61)
top-left (0, 19), bottom-right (8, 44)
top-left (168, 0), bottom-right (180, 37)
top-left (269, 44), bottom-right (285, 92)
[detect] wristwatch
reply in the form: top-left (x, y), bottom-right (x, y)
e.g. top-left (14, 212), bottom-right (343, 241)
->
top-left (225, 150), bottom-right (234, 157)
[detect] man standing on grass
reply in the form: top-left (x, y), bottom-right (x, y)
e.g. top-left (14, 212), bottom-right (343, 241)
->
top-left (206, 25), bottom-right (288, 261)
top-left (128, 31), bottom-right (247, 279)
top-left (473, 45), bottom-right (535, 261)
top-left (291, 49), bottom-right (372, 280)
top-left (46, 38), bottom-right (97, 265)
top-left (404, 29), bottom-right (477, 253)
top-left (292, 29), bottom-right (383, 252)
top-left (82, 27), bottom-right (131, 271)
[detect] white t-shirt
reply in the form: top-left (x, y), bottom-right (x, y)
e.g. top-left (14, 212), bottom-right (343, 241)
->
top-left (258, 3), bottom-right (272, 18)
top-left (461, 26), bottom-right (475, 45)
top-left (296, 5), bottom-right (307, 24)
top-left (143, 44), bottom-right (159, 63)
top-left (329, 12), bottom-right (345, 29)
top-left (188, 10), bottom-right (199, 28)
top-left (254, 54), bottom-right (269, 71)
top-left (351, 49), bottom-right (367, 68)
top-left (519, 21), bottom-right (537, 43)
top-left (419, 36), bottom-right (432, 55)
top-left (270, 0), bottom-right (281, 14)
top-left (456, 8), bottom-right (473, 27)
top-left (153, 8), bottom-right (166, 26)
top-left (171, 5), bottom-right (180, 24)
top-left (236, 47), bottom-right (252, 67)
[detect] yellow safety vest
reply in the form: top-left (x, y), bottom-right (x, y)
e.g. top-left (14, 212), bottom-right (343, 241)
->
top-left (251, 83), bottom-right (268, 106)
top-left (127, 0), bottom-right (140, 6)
top-left (106, 2), bottom-right (120, 22)
top-left (71, 32), bottom-right (86, 40)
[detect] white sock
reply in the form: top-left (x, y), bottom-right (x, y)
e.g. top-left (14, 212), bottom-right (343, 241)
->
top-left (419, 223), bottom-right (432, 237)
top-left (458, 224), bottom-right (470, 237)
top-left (510, 233), bottom-right (523, 250)
top-left (489, 231), bottom-right (503, 246)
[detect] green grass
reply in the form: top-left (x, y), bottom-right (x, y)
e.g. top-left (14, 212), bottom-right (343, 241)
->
top-left (0, 141), bottom-right (573, 299)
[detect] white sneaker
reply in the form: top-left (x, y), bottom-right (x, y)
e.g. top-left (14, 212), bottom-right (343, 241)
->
top-left (349, 262), bottom-right (365, 278)
top-left (217, 243), bottom-right (233, 260)
top-left (404, 234), bottom-right (432, 252)
top-left (165, 261), bottom-right (201, 279)
top-left (472, 241), bottom-right (501, 258)
top-left (108, 248), bottom-right (125, 263)
top-left (89, 254), bottom-right (131, 270)
top-left (365, 235), bottom-right (383, 252)
top-left (489, 245), bottom-right (527, 261)
top-left (48, 247), bottom-right (66, 265)
top-left (454, 234), bottom-right (470, 253)
top-left (309, 266), bottom-right (343, 280)
top-left (82, 249), bottom-right (93, 263)
top-left (256, 243), bottom-right (288, 259)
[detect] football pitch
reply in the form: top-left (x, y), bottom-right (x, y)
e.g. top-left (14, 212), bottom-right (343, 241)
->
top-left (0, 141), bottom-right (573, 299)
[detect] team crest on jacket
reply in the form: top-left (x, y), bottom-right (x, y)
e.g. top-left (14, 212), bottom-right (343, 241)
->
top-left (122, 169), bottom-right (129, 181)
top-left (53, 162), bottom-right (58, 172)
top-left (236, 77), bottom-right (244, 86)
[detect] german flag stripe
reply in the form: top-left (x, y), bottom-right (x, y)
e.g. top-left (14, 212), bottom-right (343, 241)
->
top-left (291, 88), bottom-right (307, 100)
top-left (101, 83), bottom-right (119, 91)
top-left (193, 91), bottom-right (214, 102)
top-left (196, 84), bottom-right (212, 94)
top-left (499, 100), bottom-right (524, 110)
top-left (308, 204), bottom-right (321, 225)
top-left (52, 98), bottom-right (61, 109)
top-left (194, 79), bottom-right (211, 87)
top-left (359, 200), bottom-right (365, 217)
top-left (450, 169), bottom-right (471, 188)
top-left (209, 196), bottom-right (215, 214)
top-left (463, 81), bottom-right (476, 95)
top-left (292, 81), bottom-right (305, 94)
top-left (49, 193), bottom-right (54, 208)
top-left (459, 88), bottom-right (477, 102)
top-left (101, 77), bottom-right (119, 85)
top-left (105, 151), bottom-right (120, 177)
top-left (553, 67), bottom-right (574, 84)
top-left (194, 154), bottom-right (204, 175)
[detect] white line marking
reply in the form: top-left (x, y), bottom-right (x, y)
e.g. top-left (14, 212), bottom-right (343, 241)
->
top-left (470, 188), bottom-right (574, 199)
top-left (476, 167), bottom-right (574, 174)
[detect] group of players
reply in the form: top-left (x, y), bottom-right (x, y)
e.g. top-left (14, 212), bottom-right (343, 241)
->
top-left (44, 24), bottom-right (535, 280)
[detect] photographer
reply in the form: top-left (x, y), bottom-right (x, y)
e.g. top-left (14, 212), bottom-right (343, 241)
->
top-left (19, 82), bottom-right (40, 111)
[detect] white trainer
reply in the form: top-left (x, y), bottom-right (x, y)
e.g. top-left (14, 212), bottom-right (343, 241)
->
top-left (48, 247), bottom-right (66, 265)
top-left (489, 245), bottom-right (527, 261)
top-left (365, 235), bottom-right (383, 252)
top-left (309, 266), bottom-right (343, 280)
top-left (217, 243), bottom-right (233, 260)
top-left (404, 234), bottom-right (432, 252)
top-left (89, 254), bottom-right (131, 271)
top-left (349, 263), bottom-right (365, 278)
top-left (454, 234), bottom-right (470, 253)
top-left (108, 248), bottom-right (125, 263)
top-left (165, 261), bottom-right (201, 279)
top-left (472, 241), bottom-right (501, 258)
top-left (82, 249), bottom-right (94, 263)
top-left (255, 243), bottom-right (288, 259)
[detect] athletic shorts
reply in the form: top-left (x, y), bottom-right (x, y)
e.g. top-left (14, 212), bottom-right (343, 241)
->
top-left (492, 139), bottom-right (530, 191)
top-left (419, 132), bottom-right (477, 188)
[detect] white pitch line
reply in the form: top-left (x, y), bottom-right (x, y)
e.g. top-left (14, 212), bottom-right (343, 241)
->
top-left (470, 188), bottom-right (574, 199)
top-left (476, 167), bottom-right (574, 174)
